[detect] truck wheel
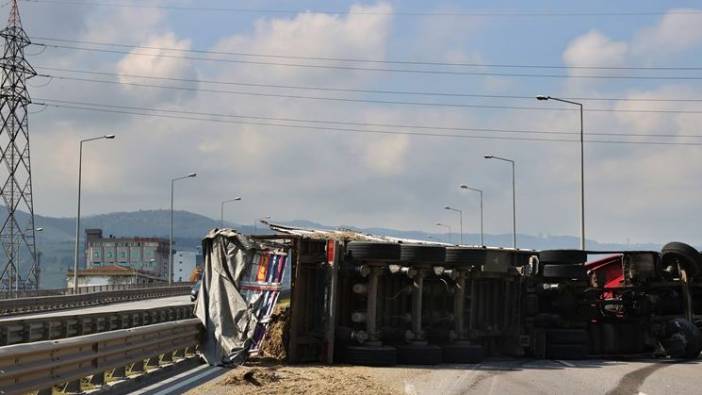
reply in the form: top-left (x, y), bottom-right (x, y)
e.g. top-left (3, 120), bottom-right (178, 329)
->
top-left (547, 329), bottom-right (589, 345)
top-left (661, 242), bottom-right (702, 278)
top-left (341, 345), bottom-right (397, 366)
top-left (445, 247), bottom-right (487, 266)
top-left (539, 250), bottom-right (587, 265)
top-left (347, 242), bottom-right (401, 262)
top-left (441, 343), bottom-right (484, 363)
top-left (400, 245), bottom-right (446, 263)
top-left (542, 264), bottom-right (587, 280)
top-left (396, 344), bottom-right (443, 365)
top-left (660, 318), bottom-right (702, 360)
top-left (546, 344), bottom-right (588, 360)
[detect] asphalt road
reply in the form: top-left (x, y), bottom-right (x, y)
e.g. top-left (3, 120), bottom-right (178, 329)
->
top-left (363, 358), bottom-right (701, 395)
top-left (0, 294), bottom-right (191, 322)
top-left (182, 358), bottom-right (702, 395)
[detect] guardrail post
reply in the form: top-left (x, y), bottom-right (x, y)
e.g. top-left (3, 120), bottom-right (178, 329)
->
top-left (91, 371), bottom-right (106, 386)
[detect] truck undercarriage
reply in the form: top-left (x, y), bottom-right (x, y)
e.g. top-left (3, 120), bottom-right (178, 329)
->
top-left (269, 226), bottom-right (702, 365)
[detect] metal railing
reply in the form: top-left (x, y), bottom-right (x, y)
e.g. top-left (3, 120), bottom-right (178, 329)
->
top-left (0, 318), bottom-right (202, 395)
top-left (0, 285), bottom-right (193, 317)
top-left (0, 304), bottom-right (194, 346)
top-left (0, 281), bottom-right (195, 300)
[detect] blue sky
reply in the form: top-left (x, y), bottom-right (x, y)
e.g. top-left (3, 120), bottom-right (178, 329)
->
top-left (10, 0), bottom-right (702, 246)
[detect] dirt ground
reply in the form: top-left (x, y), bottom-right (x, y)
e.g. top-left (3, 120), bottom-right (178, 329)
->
top-left (185, 359), bottom-right (398, 395)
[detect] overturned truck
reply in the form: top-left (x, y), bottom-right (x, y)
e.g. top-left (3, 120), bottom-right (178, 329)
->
top-left (261, 225), bottom-right (702, 364)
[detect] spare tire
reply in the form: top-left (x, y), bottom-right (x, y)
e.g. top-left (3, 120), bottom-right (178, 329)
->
top-left (661, 242), bottom-right (702, 277)
top-left (445, 247), bottom-right (486, 265)
top-left (542, 263), bottom-right (587, 280)
top-left (347, 242), bottom-right (401, 262)
top-left (539, 250), bottom-right (587, 265)
top-left (400, 244), bottom-right (446, 263)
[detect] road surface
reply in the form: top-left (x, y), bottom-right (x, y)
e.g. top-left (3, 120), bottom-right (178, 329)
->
top-left (184, 358), bottom-right (702, 395)
top-left (0, 295), bottom-right (191, 322)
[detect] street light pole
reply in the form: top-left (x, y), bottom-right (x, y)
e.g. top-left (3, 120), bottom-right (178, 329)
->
top-left (444, 206), bottom-right (463, 244)
top-left (537, 95), bottom-right (585, 250)
top-left (485, 155), bottom-right (517, 248)
top-left (459, 185), bottom-right (484, 246)
top-left (220, 197), bottom-right (242, 228)
top-left (436, 222), bottom-right (451, 244)
top-left (73, 134), bottom-right (115, 293)
top-left (170, 172), bottom-right (197, 285)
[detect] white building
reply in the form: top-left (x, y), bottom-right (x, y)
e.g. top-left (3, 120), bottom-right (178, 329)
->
top-left (67, 265), bottom-right (164, 289)
top-left (173, 250), bottom-right (200, 282)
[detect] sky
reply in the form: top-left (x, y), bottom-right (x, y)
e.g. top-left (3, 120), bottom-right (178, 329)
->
top-left (8, 0), bottom-right (702, 245)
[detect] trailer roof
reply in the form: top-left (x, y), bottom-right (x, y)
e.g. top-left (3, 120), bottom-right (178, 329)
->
top-left (266, 222), bottom-right (536, 252)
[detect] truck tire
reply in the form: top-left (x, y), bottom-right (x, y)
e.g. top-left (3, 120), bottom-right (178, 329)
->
top-left (400, 245), bottom-right (446, 263)
top-left (396, 344), bottom-right (443, 365)
top-left (661, 242), bottom-right (702, 278)
top-left (347, 242), bottom-right (401, 262)
top-left (546, 344), bottom-right (588, 359)
top-left (442, 343), bottom-right (484, 363)
top-left (542, 264), bottom-right (587, 280)
top-left (539, 250), bottom-right (587, 265)
top-left (547, 329), bottom-right (589, 345)
top-left (660, 318), bottom-right (702, 360)
top-left (341, 345), bottom-right (397, 366)
top-left (445, 247), bottom-right (486, 265)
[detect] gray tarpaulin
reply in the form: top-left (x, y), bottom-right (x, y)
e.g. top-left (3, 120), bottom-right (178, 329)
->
top-left (195, 229), bottom-right (261, 366)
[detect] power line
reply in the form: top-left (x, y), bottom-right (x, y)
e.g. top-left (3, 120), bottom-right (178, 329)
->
top-left (30, 37), bottom-right (702, 71)
top-left (41, 73), bottom-right (702, 114)
top-left (32, 98), bottom-right (702, 145)
top-left (35, 66), bottom-right (702, 104)
top-left (36, 43), bottom-right (702, 80)
top-left (20, 0), bottom-right (702, 17)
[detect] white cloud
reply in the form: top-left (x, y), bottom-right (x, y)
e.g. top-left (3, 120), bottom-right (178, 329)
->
top-left (633, 9), bottom-right (702, 56)
top-left (563, 30), bottom-right (628, 67)
top-left (564, 9), bottom-right (702, 68)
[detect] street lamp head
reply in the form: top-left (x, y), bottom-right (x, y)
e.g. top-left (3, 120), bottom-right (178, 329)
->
top-left (444, 206), bottom-right (451, 210)
top-left (484, 155), bottom-right (494, 159)
top-left (234, 196), bottom-right (242, 201)
top-left (187, 172), bottom-right (197, 178)
top-left (35, 227), bottom-right (44, 232)
top-left (459, 185), bottom-right (468, 189)
top-left (536, 95), bottom-right (549, 101)
top-left (104, 134), bottom-right (116, 139)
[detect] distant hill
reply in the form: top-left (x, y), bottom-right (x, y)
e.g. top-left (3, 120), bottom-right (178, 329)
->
top-left (0, 209), bottom-right (666, 289)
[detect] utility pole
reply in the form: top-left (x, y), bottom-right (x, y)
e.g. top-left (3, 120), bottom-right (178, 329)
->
top-left (0, 1), bottom-right (39, 291)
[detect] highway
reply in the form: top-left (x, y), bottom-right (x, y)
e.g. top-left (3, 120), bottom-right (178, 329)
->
top-left (180, 358), bottom-right (702, 395)
top-left (365, 358), bottom-right (702, 395)
top-left (0, 294), bottom-right (191, 322)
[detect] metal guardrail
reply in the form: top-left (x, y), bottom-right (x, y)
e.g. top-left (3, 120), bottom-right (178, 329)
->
top-left (0, 282), bottom-right (195, 300)
top-left (0, 304), bottom-right (194, 346)
top-left (0, 285), bottom-right (192, 316)
top-left (0, 318), bottom-right (202, 395)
